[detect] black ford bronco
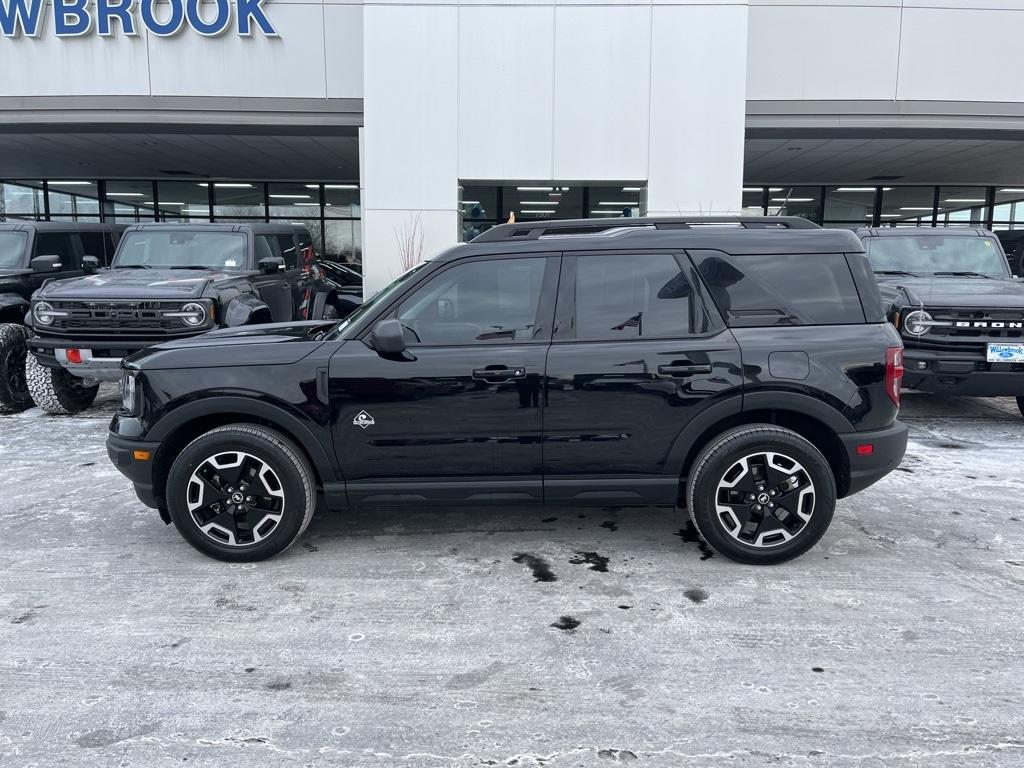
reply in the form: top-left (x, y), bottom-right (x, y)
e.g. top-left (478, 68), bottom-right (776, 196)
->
top-left (857, 227), bottom-right (1024, 418)
top-left (107, 217), bottom-right (907, 564)
top-left (25, 222), bottom-right (356, 415)
top-left (0, 221), bottom-right (124, 412)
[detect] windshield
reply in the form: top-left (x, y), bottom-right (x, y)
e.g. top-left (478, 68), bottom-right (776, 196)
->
top-left (329, 262), bottom-right (429, 340)
top-left (113, 231), bottom-right (247, 270)
top-left (866, 235), bottom-right (1010, 277)
top-left (0, 232), bottom-right (28, 270)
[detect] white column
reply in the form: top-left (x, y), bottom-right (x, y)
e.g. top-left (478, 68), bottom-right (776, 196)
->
top-left (361, 3), bottom-right (460, 294)
top-left (647, 2), bottom-right (749, 217)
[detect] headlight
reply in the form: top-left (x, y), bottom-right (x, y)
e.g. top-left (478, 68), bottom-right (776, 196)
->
top-left (164, 302), bottom-right (208, 327)
top-left (33, 301), bottom-right (68, 326)
top-left (120, 372), bottom-right (138, 414)
top-left (902, 310), bottom-right (933, 336)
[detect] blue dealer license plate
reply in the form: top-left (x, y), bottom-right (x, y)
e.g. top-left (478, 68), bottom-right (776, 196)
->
top-left (987, 343), bottom-right (1024, 363)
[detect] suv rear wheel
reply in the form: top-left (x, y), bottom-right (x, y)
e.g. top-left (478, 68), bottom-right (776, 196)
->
top-left (165, 425), bottom-right (316, 562)
top-left (686, 425), bottom-right (836, 565)
top-left (0, 324), bottom-right (33, 413)
top-left (25, 354), bottom-right (99, 415)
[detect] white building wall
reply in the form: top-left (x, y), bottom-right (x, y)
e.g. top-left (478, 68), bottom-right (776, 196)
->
top-left (746, 1), bottom-right (1024, 104)
top-left (362, 0), bottom-right (751, 292)
top-left (0, 1), bottom-right (364, 99)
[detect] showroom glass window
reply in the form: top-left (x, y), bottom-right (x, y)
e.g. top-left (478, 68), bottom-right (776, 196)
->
top-left (937, 187), bottom-right (987, 227)
top-left (48, 181), bottom-right (100, 221)
top-left (767, 187), bottom-right (821, 223)
top-left (395, 258), bottom-right (546, 346)
top-left (823, 186), bottom-right (878, 229)
top-left (878, 187), bottom-right (935, 226)
top-left (106, 181), bottom-right (157, 223)
top-left (213, 182), bottom-right (265, 218)
top-left (459, 183), bottom-right (647, 241)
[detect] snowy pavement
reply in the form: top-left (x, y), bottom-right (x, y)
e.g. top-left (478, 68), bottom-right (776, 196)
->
top-left (1, 389), bottom-right (1023, 767)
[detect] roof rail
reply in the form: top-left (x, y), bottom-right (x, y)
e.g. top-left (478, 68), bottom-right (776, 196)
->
top-left (471, 216), bottom-right (820, 243)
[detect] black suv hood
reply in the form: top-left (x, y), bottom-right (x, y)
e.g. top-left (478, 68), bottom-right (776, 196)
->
top-left (36, 268), bottom-right (244, 300)
top-left (875, 274), bottom-right (1024, 308)
top-left (127, 320), bottom-right (337, 370)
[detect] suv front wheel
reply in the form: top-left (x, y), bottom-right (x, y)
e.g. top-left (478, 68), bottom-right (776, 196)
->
top-left (686, 425), bottom-right (836, 565)
top-left (165, 424), bottom-right (316, 562)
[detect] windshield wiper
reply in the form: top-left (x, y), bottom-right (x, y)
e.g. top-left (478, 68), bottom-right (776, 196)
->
top-left (168, 265), bottom-right (215, 270)
top-left (933, 271), bottom-right (996, 279)
top-left (874, 269), bottom-right (919, 277)
top-left (115, 264), bottom-right (151, 269)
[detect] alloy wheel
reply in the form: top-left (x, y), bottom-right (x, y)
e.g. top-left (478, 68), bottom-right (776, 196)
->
top-left (186, 451), bottom-right (286, 547)
top-left (714, 451), bottom-right (815, 548)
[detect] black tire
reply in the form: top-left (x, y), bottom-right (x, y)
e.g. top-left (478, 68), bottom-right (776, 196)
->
top-left (321, 303), bottom-right (340, 320)
top-left (24, 353), bottom-right (99, 415)
top-left (0, 323), bottom-right (33, 413)
top-left (165, 424), bottom-right (316, 562)
top-left (686, 425), bottom-right (836, 565)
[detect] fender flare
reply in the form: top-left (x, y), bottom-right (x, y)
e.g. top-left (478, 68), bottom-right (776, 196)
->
top-left (663, 390), bottom-right (856, 477)
top-left (224, 294), bottom-right (272, 327)
top-left (147, 395), bottom-right (339, 483)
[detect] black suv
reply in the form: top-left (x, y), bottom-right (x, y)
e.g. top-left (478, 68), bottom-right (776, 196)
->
top-left (0, 221), bottom-right (124, 412)
top-left (857, 227), bottom-right (1024, 418)
top-left (107, 217), bottom-right (907, 565)
top-left (25, 222), bottom-right (352, 415)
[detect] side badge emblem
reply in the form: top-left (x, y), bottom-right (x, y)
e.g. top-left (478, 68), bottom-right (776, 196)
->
top-left (353, 410), bottom-right (375, 429)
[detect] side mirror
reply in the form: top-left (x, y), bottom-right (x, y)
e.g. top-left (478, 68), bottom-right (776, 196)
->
top-left (258, 256), bottom-right (286, 275)
top-left (31, 254), bottom-right (62, 273)
top-left (82, 255), bottom-right (101, 274)
top-left (370, 318), bottom-right (407, 355)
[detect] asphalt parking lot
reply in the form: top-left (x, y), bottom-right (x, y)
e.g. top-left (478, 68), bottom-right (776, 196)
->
top-left (1, 389), bottom-right (1023, 767)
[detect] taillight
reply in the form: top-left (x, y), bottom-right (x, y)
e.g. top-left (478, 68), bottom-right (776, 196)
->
top-left (885, 346), bottom-right (904, 406)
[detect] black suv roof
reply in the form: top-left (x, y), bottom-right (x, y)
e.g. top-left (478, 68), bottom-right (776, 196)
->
top-left (855, 227), bottom-right (995, 238)
top-left (0, 221), bottom-right (125, 233)
top-left (456, 216), bottom-right (862, 258)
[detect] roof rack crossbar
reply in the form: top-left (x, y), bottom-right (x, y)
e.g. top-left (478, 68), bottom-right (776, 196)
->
top-left (471, 216), bottom-right (820, 242)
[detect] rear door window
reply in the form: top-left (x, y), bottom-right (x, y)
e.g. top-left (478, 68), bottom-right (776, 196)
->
top-left (690, 250), bottom-right (864, 326)
top-left (564, 253), bottom-right (698, 340)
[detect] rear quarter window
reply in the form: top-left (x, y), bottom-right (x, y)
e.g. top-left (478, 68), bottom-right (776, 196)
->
top-left (689, 250), bottom-right (865, 327)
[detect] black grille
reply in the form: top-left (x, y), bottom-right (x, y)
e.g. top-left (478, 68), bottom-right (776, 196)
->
top-left (920, 307), bottom-right (1024, 343)
top-left (45, 300), bottom-right (198, 338)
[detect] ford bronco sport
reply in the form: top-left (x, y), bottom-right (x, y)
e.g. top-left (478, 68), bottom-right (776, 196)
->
top-left (107, 217), bottom-right (907, 564)
top-left (0, 221), bottom-right (124, 412)
top-left (857, 227), bottom-right (1024, 418)
top-left (25, 222), bottom-right (352, 415)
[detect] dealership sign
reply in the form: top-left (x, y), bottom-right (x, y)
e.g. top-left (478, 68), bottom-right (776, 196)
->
top-left (0, 0), bottom-right (277, 38)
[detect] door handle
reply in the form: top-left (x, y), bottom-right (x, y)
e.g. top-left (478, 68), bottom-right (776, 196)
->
top-left (658, 363), bottom-right (712, 377)
top-left (472, 366), bottom-right (527, 382)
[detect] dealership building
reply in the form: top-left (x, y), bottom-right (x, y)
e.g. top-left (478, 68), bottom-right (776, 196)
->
top-left (3, 0), bottom-right (1024, 290)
